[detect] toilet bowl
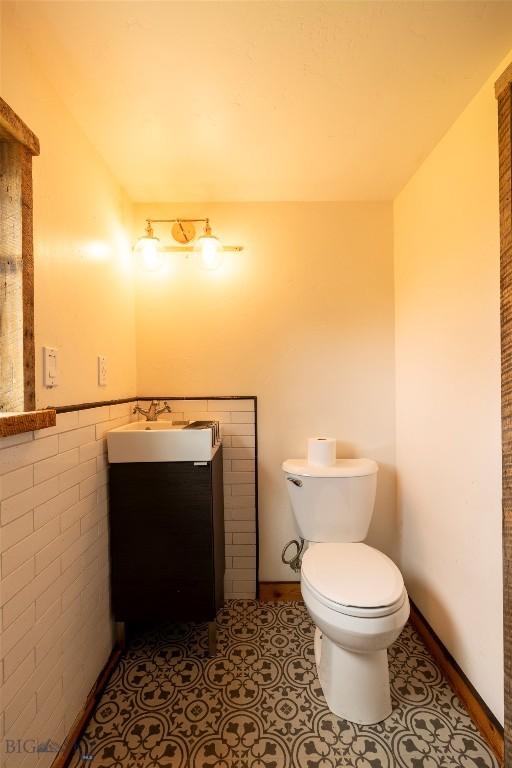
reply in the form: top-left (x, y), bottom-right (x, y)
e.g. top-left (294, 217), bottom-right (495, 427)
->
top-left (301, 542), bottom-right (409, 724)
top-left (282, 456), bottom-right (409, 725)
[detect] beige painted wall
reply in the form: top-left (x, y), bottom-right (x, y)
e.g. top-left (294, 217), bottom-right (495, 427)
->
top-left (0, 6), bottom-right (137, 758)
top-left (134, 202), bottom-right (396, 581)
top-left (1, 0), bottom-right (506, 728)
top-left (1, 3), bottom-right (136, 409)
top-left (394, 54), bottom-right (509, 723)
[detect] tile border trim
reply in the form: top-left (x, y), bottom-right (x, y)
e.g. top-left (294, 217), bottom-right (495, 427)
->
top-left (52, 396), bottom-right (256, 414)
top-left (53, 397), bottom-right (137, 414)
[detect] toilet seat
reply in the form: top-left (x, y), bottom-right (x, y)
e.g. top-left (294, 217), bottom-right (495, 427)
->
top-left (301, 542), bottom-right (405, 619)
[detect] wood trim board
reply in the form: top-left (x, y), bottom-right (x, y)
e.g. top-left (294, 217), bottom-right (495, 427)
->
top-left (0, 96), bottom-right (40, 156)
top-left (254, 396), bottom-right (260, 598)
top-left (50, 644), bottom-right (122, 768)
top-left (0, 97), bottom-right (38, 415)
top-left (0, 409), bottom-right (55, 436)
top-left (137, 395), bottom-right (256, 402)
top-left (409, 602), bottom-right (504, 765)
top-left (259, 581), bottom-right (301, 601)
top-left (20, 144), bottom-right (36, 411)
top-left (54, 396), bottom-right (137, 414)
top-left (496, 63), bottom-right (512, 100)
top-left (53, 395), bottom-right (256, 414)
top-left (497, 72), bottom-right (512, 767)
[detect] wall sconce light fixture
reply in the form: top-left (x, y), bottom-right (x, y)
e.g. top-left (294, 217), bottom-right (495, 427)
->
top-left (134, 221), bottom-right (162, 271)
top-left (134, 218), bottom-right (243, 271)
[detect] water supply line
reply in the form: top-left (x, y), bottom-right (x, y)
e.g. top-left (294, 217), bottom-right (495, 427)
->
top-left (282, 537), bottom-right (305, 573)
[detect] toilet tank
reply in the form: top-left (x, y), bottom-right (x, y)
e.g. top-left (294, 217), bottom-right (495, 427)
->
top-left (282, 458), bottom-right (378, 543)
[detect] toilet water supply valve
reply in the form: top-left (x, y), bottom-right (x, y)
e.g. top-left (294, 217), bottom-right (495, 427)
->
top-left (282, 537), bottom-right (305, 573)
top-left (282, 475), bottom-right (305, 572)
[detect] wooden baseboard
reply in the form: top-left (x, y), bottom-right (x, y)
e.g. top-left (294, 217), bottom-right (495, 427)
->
top-left (259, 581), bottom-right (301, 601)
top-left (409, 602), bottom-right (504, 766)
top-left (51, 644), bottom-right (122, 768)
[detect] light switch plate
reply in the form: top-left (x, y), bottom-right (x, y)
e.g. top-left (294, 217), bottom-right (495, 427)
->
top-left (43, 346), bottom-right (58, 387)
top-left (98, 355), bottom-right (107, 386)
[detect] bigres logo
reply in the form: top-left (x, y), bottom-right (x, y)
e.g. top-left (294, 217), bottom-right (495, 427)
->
top-left (4, 739), bottom-right (63, 753)
top-left (3, 739), bottom-right (93, 761)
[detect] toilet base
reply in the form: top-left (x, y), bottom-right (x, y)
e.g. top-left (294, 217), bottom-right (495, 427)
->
top-left (314, 628), bottom-right (392, 725)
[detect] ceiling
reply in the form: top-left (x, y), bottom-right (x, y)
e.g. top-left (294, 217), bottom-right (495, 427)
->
top-left (7, 1), bottom-right (512, 202)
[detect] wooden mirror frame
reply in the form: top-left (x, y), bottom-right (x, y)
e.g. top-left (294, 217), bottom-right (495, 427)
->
top-left (0, 97), bottom-right (55, 435)
top-left (496, 63), bottom-right (512, 766)
top-left (0, 96), bottom-right (38, 411)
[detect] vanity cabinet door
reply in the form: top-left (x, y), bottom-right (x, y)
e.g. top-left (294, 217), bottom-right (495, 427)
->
top-left (109, 451), bottom-right (223, 622)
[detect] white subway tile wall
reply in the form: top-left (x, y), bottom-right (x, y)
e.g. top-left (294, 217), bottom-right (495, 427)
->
top-left (136, 398), bottom-right (257, 600)
top-left (0, 402), bottom-right (133, 767)
top-left (0, 397), bottom-right (257, 764)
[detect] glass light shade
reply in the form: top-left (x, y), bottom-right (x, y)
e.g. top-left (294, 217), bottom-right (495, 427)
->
top-left (195, 234), bottom-right (224, 270)
top-left (135, 235), bottom-right (162, 271)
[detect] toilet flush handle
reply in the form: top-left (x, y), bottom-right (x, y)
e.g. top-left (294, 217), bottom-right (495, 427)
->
top-left (287, 476), bottom-right (303, 487)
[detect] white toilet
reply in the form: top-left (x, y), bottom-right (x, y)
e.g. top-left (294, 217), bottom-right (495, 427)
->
top-left (282, 457), bottom-right (409, 725)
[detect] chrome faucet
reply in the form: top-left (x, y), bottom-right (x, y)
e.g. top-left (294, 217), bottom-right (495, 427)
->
top-left (133, 400), bottom-right (172, 422)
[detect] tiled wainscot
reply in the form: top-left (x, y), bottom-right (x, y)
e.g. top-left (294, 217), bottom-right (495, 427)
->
top-left (0, 396), bottom-right (257, 764)
top-left (0, 402), bottom-right (134, 766)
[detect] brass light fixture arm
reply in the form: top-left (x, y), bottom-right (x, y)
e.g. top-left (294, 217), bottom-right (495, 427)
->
top-left (161, 245), bottom-right (243, 252)
top-left (145, 218), bottom-right (209, 225)
top-left (143, 217), bottom-right (243, 251)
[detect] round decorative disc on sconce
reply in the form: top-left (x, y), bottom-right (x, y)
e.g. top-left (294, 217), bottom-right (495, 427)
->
top-left (171, 220), bottom-right (196, 244)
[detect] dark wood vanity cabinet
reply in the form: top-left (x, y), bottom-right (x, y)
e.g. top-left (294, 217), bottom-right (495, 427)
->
top-left (108, 446), bottom-right (224, 623)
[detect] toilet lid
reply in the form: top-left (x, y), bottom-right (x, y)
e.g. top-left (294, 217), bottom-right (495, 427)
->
top-left (301, 543), bottom-right (404, 611)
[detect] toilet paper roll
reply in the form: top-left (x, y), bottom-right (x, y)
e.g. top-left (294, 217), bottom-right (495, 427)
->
top-left (307, 437), bottom-right (336, 467)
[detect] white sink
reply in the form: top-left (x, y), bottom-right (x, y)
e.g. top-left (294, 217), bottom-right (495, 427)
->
top-left (107, 421), bottom-right (220, 463)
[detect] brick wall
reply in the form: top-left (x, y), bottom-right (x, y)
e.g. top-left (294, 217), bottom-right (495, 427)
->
top-left (0, 396), bottom-right (257, 764)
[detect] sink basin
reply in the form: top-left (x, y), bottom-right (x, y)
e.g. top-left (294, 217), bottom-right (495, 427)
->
top-left (107, 421), bottom-right (220, 463)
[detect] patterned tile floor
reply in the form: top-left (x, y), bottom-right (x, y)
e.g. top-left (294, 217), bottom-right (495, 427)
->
top-left (71, 600), bottom-right (499, 767)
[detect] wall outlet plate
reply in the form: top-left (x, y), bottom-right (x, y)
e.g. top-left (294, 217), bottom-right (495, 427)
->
top-left (98, 355), bottom-right (107, 386)
top-left (43, 346), bottom-right (58, 387)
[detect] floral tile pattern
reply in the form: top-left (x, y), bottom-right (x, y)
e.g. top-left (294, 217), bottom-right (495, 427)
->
top-left (70, 600), bottom-right (498, 768)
